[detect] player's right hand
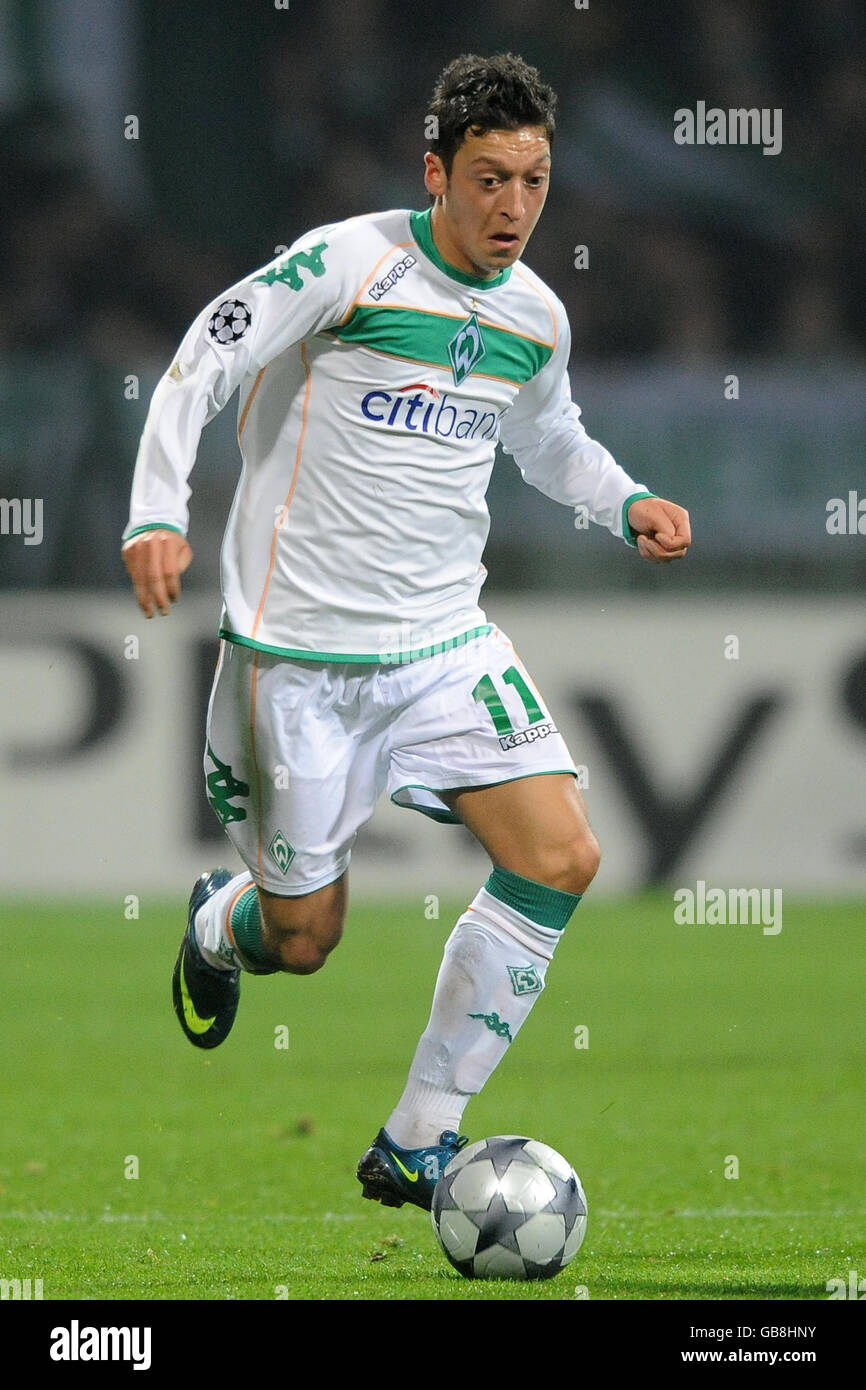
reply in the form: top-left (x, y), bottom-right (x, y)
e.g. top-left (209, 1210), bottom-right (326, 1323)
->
top-left (122, 529), bottom-right (193, 618)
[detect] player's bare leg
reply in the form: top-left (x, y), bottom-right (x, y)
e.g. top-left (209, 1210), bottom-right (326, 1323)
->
top-left (358, 771), bottom-right (599, 1210)
top-left (439, 772), bottom-right (601, 895)
top-left (189, 870), bottom-right (348, 976)
top-left (257, 876), bottom-right (348, 974)
top-left (172, 869), bottom-right (348, 1050)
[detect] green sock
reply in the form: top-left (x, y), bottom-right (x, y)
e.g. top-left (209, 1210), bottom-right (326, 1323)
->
top-left (484, 865), bottom-right (582, 931)
top-left (230, 886), bottom-right (277, 974)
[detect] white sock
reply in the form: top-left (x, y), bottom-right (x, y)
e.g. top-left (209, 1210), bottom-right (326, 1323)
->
top-left (385, 887), bottom-right (563, 1148)
top-left (193, 871), bottom-right (255, 972)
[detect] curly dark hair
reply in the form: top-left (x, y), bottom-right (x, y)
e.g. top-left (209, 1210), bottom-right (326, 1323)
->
top-left (427, 53), bottom-right (557, 176)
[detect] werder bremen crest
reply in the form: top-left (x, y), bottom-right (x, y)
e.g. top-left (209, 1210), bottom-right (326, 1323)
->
top-left (507, 964), bottom-right (543, 997)
top-left (447, 311), bottom-right (486, 386)
top-left (267, 830), bottom-right (296, 875)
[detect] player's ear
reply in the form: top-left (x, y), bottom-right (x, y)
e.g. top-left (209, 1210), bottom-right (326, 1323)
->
top-left (424, 151), bottom-right (447, 199)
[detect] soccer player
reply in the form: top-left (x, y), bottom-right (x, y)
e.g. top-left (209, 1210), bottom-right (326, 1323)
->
top-left (123, 53), bottom-right (690, 1211)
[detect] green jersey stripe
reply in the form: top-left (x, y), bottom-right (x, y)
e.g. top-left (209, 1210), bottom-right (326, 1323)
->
top-left (330, 305), bottom-right (552, 385)
top-left (219, 624), bottom-right (492, 664)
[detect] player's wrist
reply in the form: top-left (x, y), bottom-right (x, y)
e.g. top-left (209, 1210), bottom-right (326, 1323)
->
top-left (122, 522), bottom-right (188, 548)
top-left (622, 491), bottom-right (657, 545)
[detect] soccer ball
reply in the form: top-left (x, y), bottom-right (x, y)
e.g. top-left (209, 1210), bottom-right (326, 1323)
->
top-left (430, 1135), bottom-right (587, 1280)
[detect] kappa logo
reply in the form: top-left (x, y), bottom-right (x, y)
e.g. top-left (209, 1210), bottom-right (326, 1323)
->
top-left (468, 1010), bottom-right (513, 1042)
top-left (499, 720), bottom-right (557, 752)
top-left (368, 253), bottom-right (417, 301)
top-left (447, 311), bottom-right (487, 385)
top-left (215, 938), bottom-right (237, 966)
top-left (254, 242), bottom-right (328, 291)
top-left (267, 830), bottom-right (295, 875)
top-left (205, 744), bottom-right (249, 826)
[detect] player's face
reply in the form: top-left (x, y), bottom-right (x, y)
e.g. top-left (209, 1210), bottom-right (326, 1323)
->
top-left (424, 126), bottom-right (551, 279)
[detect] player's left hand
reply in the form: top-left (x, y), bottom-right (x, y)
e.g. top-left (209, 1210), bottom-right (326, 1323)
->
top-left (627, 496), bottom-right (691, 563)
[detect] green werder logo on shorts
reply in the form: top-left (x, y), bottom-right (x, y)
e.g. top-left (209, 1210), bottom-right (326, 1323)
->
top-left (267, 830), bottom-right (295, 875)
top-left (508, 965), bottom-right (543, 996)
top-left (447, 312), bottom-right (486, 385)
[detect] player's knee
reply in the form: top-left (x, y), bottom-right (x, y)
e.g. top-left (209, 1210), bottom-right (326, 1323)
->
top-left (534, 831), bottom-right (601, 897)
top-left (258, 899), bottom-right (344, 975)
top-left (273, 936), bottom-right (331, 975)
top-left (262, 922), bottom-right (339, 975)
top-left (575, 832), bottom-right (602, 893)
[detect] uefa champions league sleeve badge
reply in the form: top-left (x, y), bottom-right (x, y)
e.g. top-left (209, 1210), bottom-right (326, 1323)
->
top-left (208, 300), bottom-right (252, 346)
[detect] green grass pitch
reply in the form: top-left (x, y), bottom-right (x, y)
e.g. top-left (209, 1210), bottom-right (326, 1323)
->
top-left (1, 894), bottom-right (863, 1301)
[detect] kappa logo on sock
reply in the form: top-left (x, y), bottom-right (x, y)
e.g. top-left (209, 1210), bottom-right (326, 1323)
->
top-left (468, 1010), bottom-right (513, 1042)
top-left (267, 830), bottom-right (295, 874)
top-left (507, 964), bottom-right (543, 996)
top-left (215, 938), bottom-right (236, 965)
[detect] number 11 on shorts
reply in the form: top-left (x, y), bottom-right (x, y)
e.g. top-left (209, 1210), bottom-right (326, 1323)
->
top-left (471, 665), bottom-right (545, 736)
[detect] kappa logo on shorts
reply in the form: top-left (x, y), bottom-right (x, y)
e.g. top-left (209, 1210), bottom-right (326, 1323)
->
top-left (267, 830), bottom-right (295, 875)
top-left (498, 720), bottom-right (557, 751)
top-left (205, 744), bottom-right (249, 825)
top-left (507, 965), bottom-right (543, 997)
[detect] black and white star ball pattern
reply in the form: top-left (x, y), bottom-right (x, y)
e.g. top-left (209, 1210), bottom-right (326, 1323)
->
top-left (208, 299), bottom-right (252, 346)
top-left (431, 1134), bottom-right (587, 1280)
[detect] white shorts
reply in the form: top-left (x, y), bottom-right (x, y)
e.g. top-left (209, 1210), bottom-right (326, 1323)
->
top-left (204, 626), bottom-right (577, 894)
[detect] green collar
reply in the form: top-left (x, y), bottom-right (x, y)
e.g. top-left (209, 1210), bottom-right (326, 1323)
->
top-left (409, 208), bottom-right (512, 290)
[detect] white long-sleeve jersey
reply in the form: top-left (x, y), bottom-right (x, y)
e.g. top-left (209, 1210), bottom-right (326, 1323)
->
top-left (125, 207), bottom-right (653, 661)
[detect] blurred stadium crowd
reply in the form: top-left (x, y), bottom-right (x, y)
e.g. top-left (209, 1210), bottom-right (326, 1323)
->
top-left (1, 0), bottom-right (863, 588)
